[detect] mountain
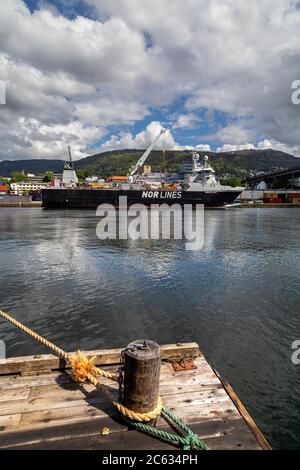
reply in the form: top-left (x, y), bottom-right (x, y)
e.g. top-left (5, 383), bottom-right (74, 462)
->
top-left (75, 148), bottom-right (300, 178)
top-left (0, 159), bottom-right (64, 177)
top-left (0, 149), bottom-right (299, 178)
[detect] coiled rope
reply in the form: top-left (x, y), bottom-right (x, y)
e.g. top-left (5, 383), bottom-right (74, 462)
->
top-left (0, 309), bottom-right (209, 449)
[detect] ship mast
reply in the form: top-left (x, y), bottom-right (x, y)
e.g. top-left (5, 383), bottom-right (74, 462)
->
top-left (65, 145), bottom-right (74, 170)
top-left (62, 146), bottom-right (78, 186)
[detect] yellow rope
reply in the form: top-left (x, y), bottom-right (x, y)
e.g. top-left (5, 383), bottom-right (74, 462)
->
top-left (0, 310), bottom-right (115, 380)
top-left (0, 309), bottom-right (162, 423)
top-left (68, 351), bottom-right (115, 381)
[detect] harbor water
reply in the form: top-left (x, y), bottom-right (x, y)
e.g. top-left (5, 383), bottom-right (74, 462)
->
top-left (0, 207), bottom-right (300, 449)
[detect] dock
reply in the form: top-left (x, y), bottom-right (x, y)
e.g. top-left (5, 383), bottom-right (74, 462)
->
top-left (239, 202), bottom-right (300, 208)
top-left (0, 343), bottom-right (271, 450)
top-left (0, 202), bottom-right (42, 208)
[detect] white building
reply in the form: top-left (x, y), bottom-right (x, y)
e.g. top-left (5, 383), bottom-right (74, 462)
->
top-left (254, 180), bottom-right (268, 190)
top-left (85, 176), bottom-right (99, 183)
top-left (10, 181), bottom-right (50, 195)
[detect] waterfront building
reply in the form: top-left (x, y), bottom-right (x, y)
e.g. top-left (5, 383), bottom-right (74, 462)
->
top-left (0, 185), bottom-right (8, 195)
top-left (10, 180), bottom-right (50, 195)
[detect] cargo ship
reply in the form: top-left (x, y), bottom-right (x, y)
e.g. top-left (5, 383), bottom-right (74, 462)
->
top-left (42, 130), bottom-right (243, 209)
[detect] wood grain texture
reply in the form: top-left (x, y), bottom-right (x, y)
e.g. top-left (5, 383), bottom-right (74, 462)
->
top-left (123, 340), bottom-right (161, 413)
top-left (0, 344), bottom-right (270, 450)
top-left (0, 343), bottom-right (200, 375)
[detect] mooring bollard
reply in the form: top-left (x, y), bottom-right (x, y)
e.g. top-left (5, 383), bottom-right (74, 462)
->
top-left (123, 339), bottom-right (161, 414)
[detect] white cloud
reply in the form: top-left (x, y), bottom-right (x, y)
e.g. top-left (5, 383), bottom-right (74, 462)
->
top-left (214, 124), bottom-right (255, 145)
top-left (1, 0), bottom-right (300, 160)
top-left (88, 0), bottom-right (300, 152)
top-left (0, 1), bottom-right (154, 160)
top-left (217, 139), bottom-right (300, 156)
top-left (100, 121), bottom-right (177, 152)
top-left (195, 144), bottom-right (211, 152)
top-left (0, 117), bottom-right (101, 160)
top-left (99, 121), bottom-right (212, 152)
top-left (217, 143), bottom-right (256, 153)
top-left (172, 113), bottom-right (199, 129)
top-left (257, 139), bottom-right (300, 156)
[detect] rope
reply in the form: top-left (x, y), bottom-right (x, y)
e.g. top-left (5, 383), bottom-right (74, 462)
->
top-left (0, 309), bottom-right (209, 449)
top-left (123, 407), bottom-right (209, 450)
top-left (0, 309), bottom-right (161, 422)
top-left (0, 309), bottom-right (68, 361)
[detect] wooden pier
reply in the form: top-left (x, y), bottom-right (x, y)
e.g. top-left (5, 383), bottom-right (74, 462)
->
top-left (0, 343), bottom-right (271, 450)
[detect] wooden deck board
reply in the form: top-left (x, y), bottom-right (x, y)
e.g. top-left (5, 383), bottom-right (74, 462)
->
top-left (0, 343), bottom-right (270, 450)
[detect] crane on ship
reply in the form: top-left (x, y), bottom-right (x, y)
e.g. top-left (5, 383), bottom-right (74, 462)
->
top-left (128, 128), bottom-right (168, 182)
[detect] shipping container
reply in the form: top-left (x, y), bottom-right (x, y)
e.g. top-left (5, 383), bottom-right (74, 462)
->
top-left (263, 198), bottom-right (282, 204)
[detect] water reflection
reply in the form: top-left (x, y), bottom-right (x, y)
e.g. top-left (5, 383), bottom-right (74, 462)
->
top-left (0, 207), bottom-right (300, 448)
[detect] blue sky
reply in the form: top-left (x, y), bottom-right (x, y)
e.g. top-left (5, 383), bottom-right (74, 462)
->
top-left (0, 0), bottom-right (300, 160)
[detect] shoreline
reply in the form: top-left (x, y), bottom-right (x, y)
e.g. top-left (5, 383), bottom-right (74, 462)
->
top-left (1, 201), bottom-right (300, 209)
top-left (0, 202), bottom-right (42, 208)
top-left (238, 203), bottom-right (300, 208)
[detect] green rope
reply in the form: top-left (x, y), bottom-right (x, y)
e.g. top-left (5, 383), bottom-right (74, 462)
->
top-left (123, 406), bottom-right (209, 450)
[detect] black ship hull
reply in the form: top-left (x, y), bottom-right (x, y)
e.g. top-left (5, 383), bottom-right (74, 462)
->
top-left (42, 188), bottom-right (241, 209)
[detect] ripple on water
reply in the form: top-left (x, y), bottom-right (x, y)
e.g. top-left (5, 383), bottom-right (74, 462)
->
top-left (1, 208), bottom-right (300, 448)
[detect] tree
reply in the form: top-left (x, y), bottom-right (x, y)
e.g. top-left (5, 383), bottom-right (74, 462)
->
top-left (0, 176), bottom-right (9, 186)
top-left (10, 172), bottom-right (29, 182)
top-left (271, 176), bottom-right (288, 189)
top-left (76, 169), bottom-right (90, 181)
top-left (42, 172), bottom-right (54, 182)
top-left (220, 177), bottom-right (244, 188)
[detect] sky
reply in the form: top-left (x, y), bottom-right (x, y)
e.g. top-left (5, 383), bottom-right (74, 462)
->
top-left (1, 0), bottom-right (300, 160)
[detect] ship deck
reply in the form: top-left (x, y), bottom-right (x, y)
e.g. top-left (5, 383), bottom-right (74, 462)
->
top-left (0, 343), bottom-right (271, 450)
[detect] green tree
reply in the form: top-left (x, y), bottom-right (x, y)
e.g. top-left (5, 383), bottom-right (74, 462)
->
top-left (76, 169), bottom-right (90, 181)
top-left (220, 177), bottom-right (244, 188)
top-left (42, 172), bottom-right (54, 182)
top-left (0, 176), bottom-right (9, 186)
top-left (271, 177), bottom-right (287, 189)
top-left (11, 172), bottom-right (29, 182)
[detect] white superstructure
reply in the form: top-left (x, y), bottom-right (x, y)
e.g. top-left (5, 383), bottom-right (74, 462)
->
top-left (185, 152), bottom-right (244, 193)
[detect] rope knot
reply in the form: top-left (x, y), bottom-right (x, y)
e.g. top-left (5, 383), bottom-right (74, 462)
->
top-left (69, 351), bottom-right (98, 383)
top-left (183, 432), bottom-right (203, 450)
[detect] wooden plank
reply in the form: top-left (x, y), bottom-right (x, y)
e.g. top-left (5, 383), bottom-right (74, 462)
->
top-left (0, 367), bottom-right (236, 431)
top-left (0, 414), bottom-right (22, 432)
top-left (0, 414), bottom-right (260, 450)
top-left (0, 387), bottom-right (30, 402)
top-left (0, 356), bottom-right (211, 387)
top-left (26, 381), bottom-right (224, 401)
top-left (12, 397), bottom-right (238, 435)
top-left (213, 368), bottom-right (271, 450)
top-left (0, 381), bottom-right (232, 418)
top-left (0, 343), bottom-right (200, 375)
top-left (0, 345), bottom-right (269, 451)
top-left (1, 408), bottom-right (258, 449)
